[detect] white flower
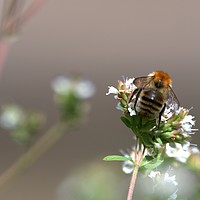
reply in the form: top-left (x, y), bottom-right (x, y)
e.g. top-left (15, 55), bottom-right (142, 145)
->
top-left (75, 80), bottom-right (95, 99)
top-left (181, 114), bottom-right (197, 133)
top-left (148, 170), bottom-right (161, 179)
top-left (51, 76), bottom-right (72, 95)
top-left (116, 102), bottom-right (123, 111)
top-left (148, 168), bottom-right (178, 200)
top-left (0, 105), bottom-right (24, 130)
top-left (162, 106), bottom-right (174, 121)
top-left (128, 103), bottom-right (136, 116)
top-left (122, 160), bottom-right (134, 174)
top-left (52, 76), bottom-right (95, 99)
top-left (106, 86), bottom-right (118, 96)
top-left (125, 78), bottom-right (135, 89)
top-left (168, 189), bottom-right (178, 200)
top-left (165, 142), bottom-right (191, 163)
top-left (164, 173), bottom-right (178, 186)
top-left (120, 149), bottom-right (135, 174)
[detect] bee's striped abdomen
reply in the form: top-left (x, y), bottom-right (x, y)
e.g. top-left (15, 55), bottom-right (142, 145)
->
top-left (137, 89), bottom-right (164, 117)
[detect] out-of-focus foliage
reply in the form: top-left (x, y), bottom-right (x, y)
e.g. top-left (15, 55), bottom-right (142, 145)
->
top-left (0, 104), bottom-right (45, 145)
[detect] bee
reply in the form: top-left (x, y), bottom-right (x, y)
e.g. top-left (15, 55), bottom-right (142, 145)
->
top-left (130, 71), bottom-right (179, 126)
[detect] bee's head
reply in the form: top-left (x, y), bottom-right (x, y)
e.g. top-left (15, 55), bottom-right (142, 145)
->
top-left (149, 71), bottom-right (172, 88)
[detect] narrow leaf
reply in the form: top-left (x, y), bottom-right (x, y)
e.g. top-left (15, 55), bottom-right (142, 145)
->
top-left (103, 155), bottom-right (133, 162)
top-left (120, 116), bottom-right (131, 128)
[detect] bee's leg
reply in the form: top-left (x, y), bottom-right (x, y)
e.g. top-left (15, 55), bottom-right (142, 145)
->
top-left (158, 104), bottom-right (166, 128)
top-left (128, 88), bottom-right (139, 103)
top-left (133, 88), bottom-right (142, 110)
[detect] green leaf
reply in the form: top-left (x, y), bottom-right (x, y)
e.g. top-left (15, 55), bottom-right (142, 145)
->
top-left (103, 155), bottom-right (133, 162)
top-left (142, 153), bottom-right (164, 170)
top-left (139, 133), bottom-right (154, 147)
top-left (120, 116), bottom-right (131, 128)
top-left (156, 137), bottom-right (163, 145)
top-left (141, 154), bottom-right (163, 169)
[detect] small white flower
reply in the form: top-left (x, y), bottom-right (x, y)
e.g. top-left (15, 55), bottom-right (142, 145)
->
top-left (128, 103), bottom-right (136, 116)
top-left (162, 106), bottom-right (174, 121)
top-left (164, 173), bottom-right (178, 186)
top-left (148, 170), bottom-right (161, 179)
top-left (165, 143), bottom-right (191, 163)
top-left (190, 145), bottom-right (199, 153)
top-left (148, 168), bottom-right (178, 200)
top-left (182, 115), bottom-right (195, 126)
top-left (125, 78), bottom-right (135, 89)
top-left (52, 76), bottom-right (95, 99)
top-left (181, 114), bottom-right (197, 133)
top-left (120, 149), bottom-right (135, 174)
top-left (168, 189), bottom-right (178, 200)
top-left (0, 105), bottom-right (24, 130)
top-left (122, 160), bottom-right (134, 174)
top-left (51, 76), bottom-right (72, 94)
top-left (75, 80), bottom-right (95, 99)
top-left (106, 86), bottom-right (118, 96)
top-left (116, 102), bottom-right (123, 111)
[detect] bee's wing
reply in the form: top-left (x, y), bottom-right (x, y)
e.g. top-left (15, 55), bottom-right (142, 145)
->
top-left (133, 76), bottom-right (151, 88)
top-left (166, 86), bottom-right (180, 111)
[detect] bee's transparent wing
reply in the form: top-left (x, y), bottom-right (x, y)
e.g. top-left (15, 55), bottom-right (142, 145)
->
top-left (166, 86), bottom-right (180, 112)
top-left (133, 76), bottom-right (151, 88)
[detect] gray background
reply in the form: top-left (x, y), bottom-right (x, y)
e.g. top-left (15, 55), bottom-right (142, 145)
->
top-left (0, 0), bottom-right (199, 199)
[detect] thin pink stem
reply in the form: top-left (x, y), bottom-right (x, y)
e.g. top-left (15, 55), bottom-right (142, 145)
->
top-left (0, 0), bottom-right (47, 77)
top-left (127, 164), bottom-right (139, 200)
top-left (2, 0), bottom-right (48, 34)
top-left (0, 40), bottom-right (10, 76)
top-left (16, 0), bottom-right (48, 28)
top-left (127, 140), bottom-right (145, 200)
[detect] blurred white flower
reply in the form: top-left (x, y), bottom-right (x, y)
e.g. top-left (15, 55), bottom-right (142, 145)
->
top-left (168, 189), bottom-right (178, 200)
top-left (148, 170), bottom-right (161, 179)
top-left (0, 105), bottom-right (24, 129)
top-left (148, 168), bottom-right (178, 200)
top-left (75, 80), bottom-right (95, 99)
top-left (51, 76), bottom-right (71, 94)
top-left (120, 149), bottom-right (135, 174)
top-left (52, 76), bottom-right (95, 99)
top-left (164, 172), bottom-right (178, 186)
top-left (165, 142), bottom-right (199, 163)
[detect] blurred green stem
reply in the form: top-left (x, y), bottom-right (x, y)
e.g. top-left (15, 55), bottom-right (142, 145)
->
top-left (0, 120), bottom-right (80, 191)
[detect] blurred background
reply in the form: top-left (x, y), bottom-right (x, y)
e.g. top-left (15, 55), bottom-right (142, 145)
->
top-left (0, 0), bottom-right (199, 199)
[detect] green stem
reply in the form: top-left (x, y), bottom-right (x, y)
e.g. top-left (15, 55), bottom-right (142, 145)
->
top-left (0, 120), bottom-right (80, 192)
top-left (127, 164), bottom-right (139, 200)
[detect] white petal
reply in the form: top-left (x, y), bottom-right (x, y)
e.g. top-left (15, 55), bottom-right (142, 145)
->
top-left (148, 170), bottom-right (161, 179)
top-left (75, 80), bottom-right (95, 99)
top-left (106, 86), bottom-right (118, 95)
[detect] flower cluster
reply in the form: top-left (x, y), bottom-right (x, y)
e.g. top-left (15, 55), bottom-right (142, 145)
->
top-left (0, 104), bottom-right (44, 145)
top-left (52, 75), bottom-right (95, 121)
top-left (106, 77), bottom-right (198, 152)
top-left (105, 75), bottom-right (199, 200)
top-left (148, 169), bottom-right (178, 200)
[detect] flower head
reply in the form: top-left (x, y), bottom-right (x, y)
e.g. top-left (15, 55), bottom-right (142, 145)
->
top-left (165, 142), bottom-right (199, 163)
top-left (106, 77), bottom-right (136, 114)
top-left (120, 149), bottom-right (135, 174)
top-left (106, 76), bottom-right (198, 165)
top-left (52, 75), bottom-right (95, 99)
top-left (0, 104), bottom-right (24, 130)
top-left (148, 169), bottom-right (178, 200)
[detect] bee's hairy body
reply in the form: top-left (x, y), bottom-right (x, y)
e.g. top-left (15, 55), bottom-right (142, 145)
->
top-left (132, 71), bottom-right (179, 126)
top-left (137, 88), bottom-right (165, 118)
